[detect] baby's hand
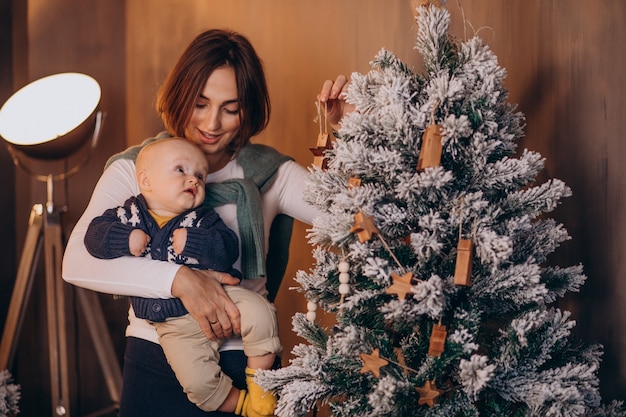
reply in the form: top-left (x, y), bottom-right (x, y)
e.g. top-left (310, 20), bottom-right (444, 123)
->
top-left (172, 228), bottom-right (188, 254)
top-left (129, 229), bottom-right (150, 256)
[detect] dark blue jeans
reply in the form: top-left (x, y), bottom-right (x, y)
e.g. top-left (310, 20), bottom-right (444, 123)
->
top-left (120, 336), bottom-right (245, 417)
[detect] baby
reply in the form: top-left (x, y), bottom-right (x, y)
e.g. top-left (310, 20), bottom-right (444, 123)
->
top-left (84, 137), bottom-right (280, 416)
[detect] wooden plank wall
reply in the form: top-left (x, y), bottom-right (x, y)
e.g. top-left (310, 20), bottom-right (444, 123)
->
top-left (0, 0), bottom-right (17, 348)
top-left (4, 1), bottom-right (127, 415)
top-left (2, 0), bottom-right (624, 414)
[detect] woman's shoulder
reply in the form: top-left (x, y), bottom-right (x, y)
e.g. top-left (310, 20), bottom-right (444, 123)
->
top-left (105, 131), bottom-right (172, 169)
top-left (239, 143), bottom-right (292, 164)
top-left (103, 156), bottom-right (136, 176)
top-left (98, 157), bottom-right (141, 196)
top-left (238, 143), bottom-right (294, 184)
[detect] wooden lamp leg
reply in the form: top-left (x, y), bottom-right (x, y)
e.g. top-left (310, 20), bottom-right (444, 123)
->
top-left (44, 208), bottom-right (71, 416)
top-left (0, 204), bottom-right (44, 370)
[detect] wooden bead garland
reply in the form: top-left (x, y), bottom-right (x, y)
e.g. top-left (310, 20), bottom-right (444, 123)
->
top-left (306, 300), bottom-right (318, 322)
top-left (338, 260), bottom-right (351, 301)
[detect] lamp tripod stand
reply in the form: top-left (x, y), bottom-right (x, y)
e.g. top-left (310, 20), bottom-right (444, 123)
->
top-left (0, 110), bottom-right (122, 417)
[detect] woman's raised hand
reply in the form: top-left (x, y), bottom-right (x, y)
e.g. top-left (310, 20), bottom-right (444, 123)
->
top-left (318, 75), bottom-right (355, 131)
top-left (171, 266), bottom-right (241, 340)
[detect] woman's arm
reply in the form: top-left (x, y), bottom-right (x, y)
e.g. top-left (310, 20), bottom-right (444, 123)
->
top-left (63, 159), bottom-right (180, 297)
top-left (266, 75), bottom-right (353, 224)
top-left (273, 160), bottom-right (323, 225)
top-left (62, 158), bottom-right (241, 338)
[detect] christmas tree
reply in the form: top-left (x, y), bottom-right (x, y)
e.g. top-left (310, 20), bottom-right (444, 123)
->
top-left (257, 4), bottom-right (625, 417)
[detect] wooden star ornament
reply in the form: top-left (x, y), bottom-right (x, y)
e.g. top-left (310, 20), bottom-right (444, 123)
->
top-left (350, 211), bottom-right (379, 242)
top-left (359, 348), bottom-right (389, 378)
top-left (394, 347), bottom-right (410, 376)
top-left (385, 271), bottom-right (414, 300)
top-left (310, 132), bottom-right (332, 169)
top-left (415, 380), bottom-right (443, 407)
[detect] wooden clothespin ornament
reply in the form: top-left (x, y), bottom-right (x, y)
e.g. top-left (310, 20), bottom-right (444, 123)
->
top-left (310, 100), bottom-right (332, 169)
top-left (348, 177), bottom-right (362, 188)
top-left (454, 239), bottom-right (473, 286)
top-left (417, 103), bottom-right (443, 171)
top-left (453, 201), bottom-right (473, 286)
top-left (427, 320), bottom-right (447, 357)
top-left (417, 124), bottom-right (443, 171)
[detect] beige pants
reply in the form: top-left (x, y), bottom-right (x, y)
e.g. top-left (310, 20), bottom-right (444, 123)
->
top-left (154, 285), bottom-right (282, 412)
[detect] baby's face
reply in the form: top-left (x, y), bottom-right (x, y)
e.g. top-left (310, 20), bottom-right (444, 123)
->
top-left (146, 140), bottom-right (209, 215)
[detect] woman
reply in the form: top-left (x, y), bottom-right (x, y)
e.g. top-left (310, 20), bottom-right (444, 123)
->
top-left (62, 29), bottom-right (349, 416)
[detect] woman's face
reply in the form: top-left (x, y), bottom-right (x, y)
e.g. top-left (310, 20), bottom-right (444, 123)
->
top-left (185, 66), bottom-right (241, 171)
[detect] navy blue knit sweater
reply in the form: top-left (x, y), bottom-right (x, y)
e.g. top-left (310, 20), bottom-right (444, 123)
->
top-left (84, 194), bottom-right (242, 322)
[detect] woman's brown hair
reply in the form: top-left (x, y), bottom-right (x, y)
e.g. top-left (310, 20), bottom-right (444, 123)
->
top-left (156, 29), bottom-right (271, 154)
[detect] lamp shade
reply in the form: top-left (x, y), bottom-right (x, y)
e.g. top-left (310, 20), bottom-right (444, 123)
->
top-left (0, 72), bottom-right (101, 160)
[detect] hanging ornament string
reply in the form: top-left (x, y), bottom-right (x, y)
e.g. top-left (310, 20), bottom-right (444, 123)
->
top-left (378, 234), bottom-right (407, 275)
top-left (315, 99), bottom-right (329, 137)
top-left (430, 100), bottom-right (439, 125)
top-left (454, 197), bottom-right (478, 241)
top-left (455, 0), bottom-right (469, 40)
top-left (310, 100), bottom-right (332, 169)
top-left (351, 210), bottom-right (407, 275)
top-left (359, 348), bottom-right (419, 377)
top-left (453, 0), bottom-right (495, 42)
top-left (457, 196), bottom-right (465, 241)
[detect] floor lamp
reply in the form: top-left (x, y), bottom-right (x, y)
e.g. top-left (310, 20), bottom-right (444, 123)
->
top-left (0, 73), bottom-right (122, 417)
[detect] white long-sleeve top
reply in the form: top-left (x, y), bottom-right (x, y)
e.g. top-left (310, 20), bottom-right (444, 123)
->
top-left (62, 153), bottom-right (320, 348)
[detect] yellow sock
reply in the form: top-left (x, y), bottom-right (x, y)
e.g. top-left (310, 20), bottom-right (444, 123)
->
top-left (235, 389), bottom-right (248, 416)
top-left (234, 388), bottom-right (274, 417)
top-left (245, 367), bottom-right (277, 416)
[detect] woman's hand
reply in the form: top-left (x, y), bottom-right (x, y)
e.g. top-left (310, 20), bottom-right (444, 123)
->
top-left (318, 75), bottom-right (355, 131)
top-left (171, 266), bottom-right (241, 340)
